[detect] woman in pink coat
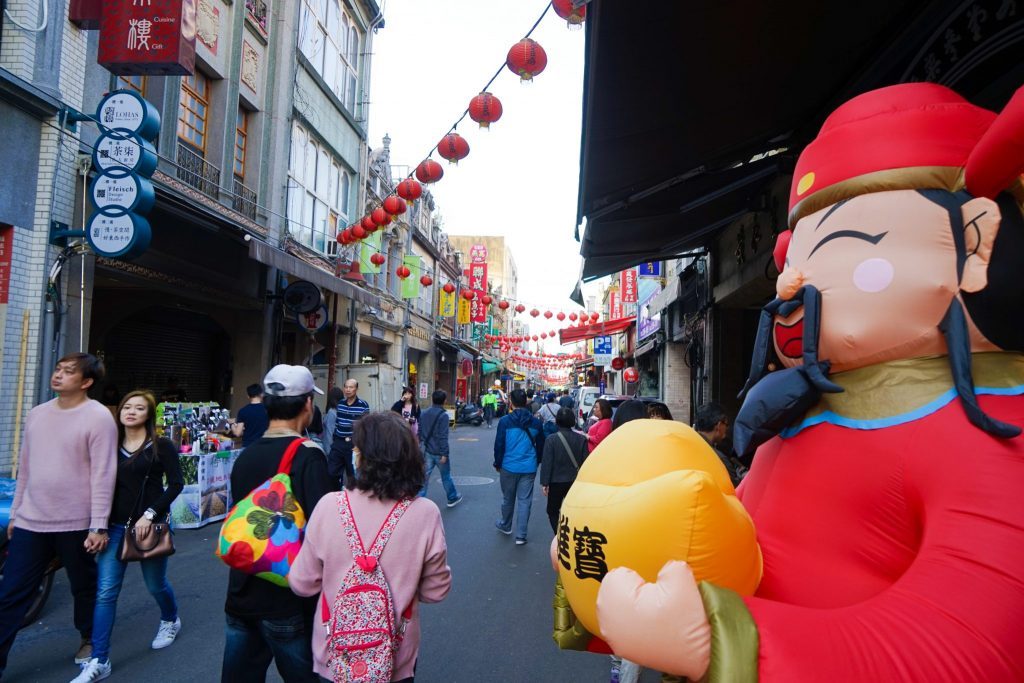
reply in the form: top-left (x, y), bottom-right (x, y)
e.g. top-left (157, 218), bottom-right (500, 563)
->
top-left (586, 399), bottom-right (613, 453)
top-left (290, 411), bottom-right (452, 682)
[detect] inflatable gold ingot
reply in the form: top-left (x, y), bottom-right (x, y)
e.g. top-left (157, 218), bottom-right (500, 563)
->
top-left (556, 420), bottom-right (762, 636)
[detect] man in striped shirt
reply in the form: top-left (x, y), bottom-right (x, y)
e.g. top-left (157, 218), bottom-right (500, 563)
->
top-left (327, 378), bottom-right (369, 486)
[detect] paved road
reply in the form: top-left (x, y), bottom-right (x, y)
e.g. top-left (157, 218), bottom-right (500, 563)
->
top-left (4, 423), bottom-right (660, 682)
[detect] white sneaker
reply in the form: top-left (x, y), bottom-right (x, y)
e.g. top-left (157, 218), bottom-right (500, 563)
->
top-left (151, 617), bottom-right (181, 649)
top-left (70, 658), bottom-right (111, 682)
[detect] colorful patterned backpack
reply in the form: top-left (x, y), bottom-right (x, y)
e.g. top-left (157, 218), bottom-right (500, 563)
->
top-left (321, 491), bottom-right (413, 682)
top-left (217, 438), bottom-right (307, 587)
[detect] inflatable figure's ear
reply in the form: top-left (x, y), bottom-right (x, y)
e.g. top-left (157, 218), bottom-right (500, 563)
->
top-left (960, 197), bottom-right (1001, 294)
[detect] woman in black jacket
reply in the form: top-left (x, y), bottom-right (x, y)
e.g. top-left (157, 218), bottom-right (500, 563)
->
top-left (390, 387), bottom-right (421, 437)
top-left (540, 407), bottom-right (589, 533)
top-left (75, 390), bottom-right (185, 681)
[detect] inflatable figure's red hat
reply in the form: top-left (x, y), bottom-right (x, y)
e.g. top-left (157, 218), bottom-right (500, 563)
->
top-left (786, 83), bottom-right (1024, 228)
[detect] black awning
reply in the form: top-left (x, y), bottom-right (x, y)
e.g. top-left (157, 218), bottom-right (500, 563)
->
top-left (576, 0), bottom-right (949, 278)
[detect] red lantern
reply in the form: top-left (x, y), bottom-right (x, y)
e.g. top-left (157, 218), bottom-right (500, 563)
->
top-left (530, 309), bottom-right (540, 317)
top-left (481, 294), bottom-right (493, 305)
top-left (396, 178), bottom-right (422, 203)
top-left (338, 229), bottom-right (351, 245)
top-left (370, 253), bottom-right (386, 266)
top-left (556, 312), bottom-right (566, 321)
top-left (361, 215), bottom-right (377, 232)
top-left (415, 159), bottom-right (444, 184)
top-left (552, 0), bottom-right (586, 28)
top-left (540, 332), bottom-right (548, 339)
top-left (506, 38), bottom-right (547, 82)
top-left (498, 300), bottom-right (510, 310)
top-left (569, 313), bottom-right (578, 322)
top-left (532, 335), bottom-right (539, 342)
top-left (468, 92), bottom-right (503, 129)
top-left (351, 225), bottom-right (367, 240)
top-left (515, 304), bottom-right (526, 313)
top-left (396, 265), bottom-right (411, 279)
top-left (437, 133), bottom-right (470, 165)
top-left (371, 207), bottom-right (392, 227)
top-left (383, 195), bottom-right (407, 216)
top-left (611, 357), bottom-right (625, 371)
top-left (443, 282), bottom-right (456, 294)
top-left (461, 290), bottom-right (475, 301)
top-left (590, 312), bottom-right (600, 322)
top-left (420, 275), bottom-right (433, 287)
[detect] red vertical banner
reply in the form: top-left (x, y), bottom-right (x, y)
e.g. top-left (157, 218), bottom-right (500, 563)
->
top-left (456, 378), bottom-right (468, 403)
top-left (620, 269), bottom-right (638, 304)
top-left (468, 262), bottom-right (488, 291)
top-left (471, 291), bottom-right (487, 323)
top-left (98, 0), bottom-right (198, 76)
top-left (0, 225), bottom-right (12, 304)
top-left (609, 291), bottom-right (622, 319)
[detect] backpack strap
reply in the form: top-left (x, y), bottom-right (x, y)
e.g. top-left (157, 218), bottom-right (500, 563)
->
top-left (276, 437), bottom-right (306, 476)
top-left (555, 431), bottom-right (581, 470)
top-left (337, 492), bottom-right (414, 564)
top-left (367, 498), bottom-right (414, 559)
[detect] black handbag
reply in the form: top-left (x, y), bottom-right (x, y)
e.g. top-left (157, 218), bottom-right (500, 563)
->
top-left (118, 447), bottom-right (175, 562)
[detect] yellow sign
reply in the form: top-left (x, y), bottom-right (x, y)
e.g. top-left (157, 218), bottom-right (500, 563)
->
top-left (457, 297), bottom-right (471, 325)
top-left (439, 289), bottom-right (456, 317)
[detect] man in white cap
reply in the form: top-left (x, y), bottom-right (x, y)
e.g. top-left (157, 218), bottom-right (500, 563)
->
top-left (221, 365), bottom-right (337, 682)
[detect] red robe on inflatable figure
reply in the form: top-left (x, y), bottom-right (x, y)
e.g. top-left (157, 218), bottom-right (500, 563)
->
top-left (595, 83), bottom-right (1024, 681)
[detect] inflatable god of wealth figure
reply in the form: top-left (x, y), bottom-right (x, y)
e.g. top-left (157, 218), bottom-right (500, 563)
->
top-left (585, 83), bottom-right (1024, 681)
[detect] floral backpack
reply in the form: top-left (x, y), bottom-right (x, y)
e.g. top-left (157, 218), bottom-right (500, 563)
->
top-left (321, 491), bottom-right (413, 682)
top-left (217, 438), bottom-right (307, 586)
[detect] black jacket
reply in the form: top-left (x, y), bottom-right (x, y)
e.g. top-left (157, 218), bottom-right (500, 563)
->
top-left (110, 437), bottom-right (184, 525)
top-left (540, 428), bottom-right (588, 486)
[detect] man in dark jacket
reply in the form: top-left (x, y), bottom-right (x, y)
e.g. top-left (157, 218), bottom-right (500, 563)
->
top-left (418, 390), bottom-right (462, 507)
top-left (222, 364), bottom-right (338, 682)
top-left (694, 402), bottom-right (746, 486)
top-left (493, 389), bottom-right (545, 545)
top-left (558, 390), bottom-right (575, 410)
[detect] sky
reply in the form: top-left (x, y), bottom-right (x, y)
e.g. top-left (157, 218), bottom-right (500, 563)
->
top-left (367, 0), bottom-right (605, 341)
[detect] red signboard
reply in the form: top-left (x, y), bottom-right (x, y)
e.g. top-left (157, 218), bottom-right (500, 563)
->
top-left (608, 291), bottom-right (623, 320)
top-left (466, 262), bottom-right (488, 292)
top-left (620, 269), bottom-right (638, 304)
top-left (0, 225), bottom-right (12, 304)
top-left (69, 0), bottom-right (102, 29)
top-left (470, 290), bottom-right (488, 323)
top-left (461, 358), bottom-right (474, 377)
top-left (456, 378), bottom-right (468, 403)
top-left (99, 0), bottom-right (197, 76)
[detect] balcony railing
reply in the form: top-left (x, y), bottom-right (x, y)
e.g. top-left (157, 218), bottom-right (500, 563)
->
top-left (176, 142), bottom-right (220, 198)
top-left (232, 176), bottom-right (258, 221)
top-left (245, 0), bottom-right (268, 33)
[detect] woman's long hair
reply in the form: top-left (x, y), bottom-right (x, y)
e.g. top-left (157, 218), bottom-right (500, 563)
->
top-left (401, 387), bottom-right (418, 413)
top-left (326, 386), bottom-right (343, 412)
top-left (117, 390), bottom-right (158, 461)
top-left (352, 411), bottom-right (425, 500)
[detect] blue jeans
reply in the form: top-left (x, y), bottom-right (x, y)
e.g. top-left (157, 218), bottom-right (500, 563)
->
top-left (222, 613), bottom-right (318, 682)
top-left (419, 453), bottom-right (460, 503)
top-left (0, 528), bottom-right (96, 672)
top-left (497, 469), bottom-right (535, 540)
top-left (92, 524), bottom-right (178, 661)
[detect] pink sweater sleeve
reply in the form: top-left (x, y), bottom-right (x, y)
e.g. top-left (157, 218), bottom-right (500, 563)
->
top-left (289, 495), bottom-right (329, 598)
top-left (10, 411), bottom-right (33, 525)
top-left (88, 408), bottom-right (119, 530)
top-left (417, 509), bottom-right (451, 604)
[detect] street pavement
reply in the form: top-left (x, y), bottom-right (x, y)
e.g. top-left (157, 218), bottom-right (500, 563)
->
top-left (4, 423), bottom-right (662, 682)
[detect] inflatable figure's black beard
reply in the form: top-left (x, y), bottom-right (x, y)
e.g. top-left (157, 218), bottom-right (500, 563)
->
top-left (732, 284), bottom-right (1020, 461)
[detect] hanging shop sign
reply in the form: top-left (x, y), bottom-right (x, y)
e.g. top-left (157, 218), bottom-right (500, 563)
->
top-left (438, 288), bottom-right (456, 317)
top-left (90, 169), bottom-right (155, 215)
top-left (611, 356), bottom-right (625, 371)
top-left (469, 244), bottom-right (488, 263)
top-left (593, 335), bottom-right (613, 367)
top-left (86, 213), bottom-right (153, 260)
top-left (93, 130), bottom-right (158, 176)
top-left (297, 304), bottom-right (329, 334)
top-left (461, 359), bottom-right (475, 377)
top-left (620, 268), bottom-right (638, 304)
top-left (98, 0), bottom-right (198, 76)
top-left (283, 280), bottom-right (324, 314)
top-left (457, 297), bottom-right (471, 325)
top-left (95, 90), bottom-right (162, 139)
top-left (638, 261), bottom-right (662, 277)
top-left (609, 290), bottom-right (623, 320)
top-left (467, 262), bottom-right (488, 291)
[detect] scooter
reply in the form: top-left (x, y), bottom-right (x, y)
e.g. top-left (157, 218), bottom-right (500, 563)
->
top-left (455, 401), bottom-right (484, 426)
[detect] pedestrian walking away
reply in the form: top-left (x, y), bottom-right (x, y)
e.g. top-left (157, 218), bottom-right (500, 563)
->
top-left (322, 387), bottom-right (343, 455)
top-left (493, 389), bottom-right (545, 545)
top-left (0, 353), bottom-right (118, 679)
top-left (558, 390), bottom-right (574, 410)
top-left (540, 408), bottom-right (589, 534)
top-left (232, 384), bottom-right (269, 448)
top-left (74, 390), bottom-right (185, 683)
top-left (290, 411), bottom-right (452, 683)
top-left (480, 390), bottom-right (497, 428)
top-left (327, 379), bottom-right (370, 488)
top-left (221, 365), bottom-right (338, 683)
top-left (418, 390), bottom-right (462, 508)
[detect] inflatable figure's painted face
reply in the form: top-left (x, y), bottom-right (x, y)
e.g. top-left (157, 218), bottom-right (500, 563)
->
top-left (772, 189), bottom-right (1001, 373)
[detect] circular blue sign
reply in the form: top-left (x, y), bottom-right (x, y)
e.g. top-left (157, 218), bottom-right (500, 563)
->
top-left (90, 168), bottom-right (155, 217)
top-left (92, 129), bottom-right (158, 177)
top-left (86, 212), bottom-right (152, 259)
top-left (96, 90), bottom-right (161, 141)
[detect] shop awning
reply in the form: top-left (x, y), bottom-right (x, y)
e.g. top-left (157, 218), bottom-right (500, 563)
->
top-left (248, 240), bottom-right (381, 308)
top-left (482, 361), bottom-right (501, 374)
top-left (559, 317), bottom-right (635, 345)
top-left (576, 0), bottom-right (945, 280)
top-left (647, 272), bottom-right (682, 315)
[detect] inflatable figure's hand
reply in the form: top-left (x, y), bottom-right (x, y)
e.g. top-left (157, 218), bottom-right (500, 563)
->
top-left (597, 560), bottom-right (710, 680)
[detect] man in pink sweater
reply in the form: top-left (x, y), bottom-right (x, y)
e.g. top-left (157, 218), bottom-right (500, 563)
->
top-left (0, 353), bottom-right (117, 677)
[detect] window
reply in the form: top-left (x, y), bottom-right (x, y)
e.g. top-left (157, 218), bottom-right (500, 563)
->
top-left (299, 0), bottom-right (362, 111)
top-left (117, 74), bottom-right (146, 95)
top-left (287, 123), bottom-right (353, 256)
top-left (178, 72), bottom-right (209, 152)
top-left (234, 108), bottom-right (248, 179)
